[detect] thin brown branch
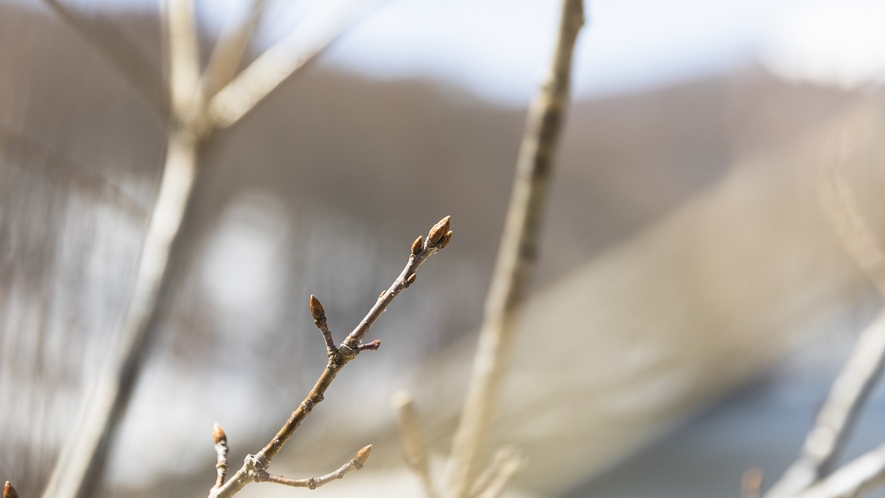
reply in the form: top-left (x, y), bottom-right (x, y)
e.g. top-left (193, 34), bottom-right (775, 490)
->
top-left (469, 445), bottom-right (525, 498)
top-left (446, 0), bottom-right (584, 495)
top-left (793, 443), bottom-right (885, 498)
top-left (39, 0), bottom-right (167, 117)
top-left (392, 390), bottom-right (438, 498)
top-left (208, 0), bottom-right (382, 128)
top-left (201, 0), bottom-right (266, 100)
top-left (208, 217), bottom-right (452, 498)
top-left (4, 481), bottom-right (19, 498)
top-left (254, 445), bottom-right (372, 490)
top-left (212, 424), bottom-right (230, 490)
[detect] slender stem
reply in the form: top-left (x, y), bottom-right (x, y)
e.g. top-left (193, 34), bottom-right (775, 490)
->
top-left (209, 218), bottom-right (452, 498)
top-left (254, 445), bottom-right (372, 489)
top-left (201, 0), bottom-right (267, 100)
top-left (41, 126), bottom-right (199, 498)
top-left (208, 0), bottom-right (384, 128)
top-left (446, 1), bottom-right (584, 495)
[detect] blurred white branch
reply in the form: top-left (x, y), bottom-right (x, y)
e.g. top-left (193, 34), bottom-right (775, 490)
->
top-left (765, 313), bottom-right (885, 497)
top-left (445, 1), bottom-right (584, 496)
top-left (209, 0), bottom-right (381, 128)
top-left (42, 1), bottom-right (381, 495)
top-left (201, 0), bottom-right (267, 101)
top-left (793, 443), bottom-right (885, 498)
top-left (393, 391), bottom-right (439, 498)
top-left (765, 131), bottom-right (885, 498)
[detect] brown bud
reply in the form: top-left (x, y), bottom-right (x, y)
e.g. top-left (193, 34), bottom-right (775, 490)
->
top-left (406, 273), bottom-right (417, 287)
top-left (440, 230), bottom-right (453, 249)
top-left (354, 444), bottom-right (373, 465)
top-left (4, 482), bottom-right (19, 498)
top-left (309, 294), bottom-right (325, 321)
top-left (411, 235), bottom-right (423, 255)
top-left (428, 216), bottom-right (451, 244)
top-left (212, 423), bottom-right (227, 445)
top-left (379, 290), bottom-right (386, 299)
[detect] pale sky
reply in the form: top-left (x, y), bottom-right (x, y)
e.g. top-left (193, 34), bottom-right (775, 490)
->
top-left (22, 0), bottom-right (885, 105)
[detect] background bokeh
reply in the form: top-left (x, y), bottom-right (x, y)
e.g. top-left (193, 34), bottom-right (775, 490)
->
top-left (1, 1), bottom-right (885, 497)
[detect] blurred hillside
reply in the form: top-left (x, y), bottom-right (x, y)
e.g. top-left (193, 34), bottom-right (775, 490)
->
top-left (0, 3), bottom-right (882, 497)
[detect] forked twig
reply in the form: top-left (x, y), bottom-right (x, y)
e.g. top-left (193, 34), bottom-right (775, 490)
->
top-left (765, 134), bottom-right (885, 498)
top-left (208, 217), bottom-right (452, 498)
top-left (42, 2), bottom-right (384, 496)
top-left (201, 0), bottom-right (267, 100)
top-left (793, 443), bottom-right (885, 498)
top-left (208, 0), bottom-right (382, 128)
top-left (445, 1), bottom-right (584, 495)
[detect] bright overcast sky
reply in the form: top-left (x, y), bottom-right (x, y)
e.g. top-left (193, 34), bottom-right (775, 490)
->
top-left (25, 0), bottom-right (885, 105)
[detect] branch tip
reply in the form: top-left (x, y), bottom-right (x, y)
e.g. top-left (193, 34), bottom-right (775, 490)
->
top-left (355, 445), bottom-right (373, 466)
top-left (213, 423), bottom-right (227, 444)
top-left (309, 294), bottom-right (326, 322)
top-left (4, 482), bottom-right (18, 498)
top-left (412, 235), bottom-right (424, 255)
top-left (428, 216), bottom-right (451, 244)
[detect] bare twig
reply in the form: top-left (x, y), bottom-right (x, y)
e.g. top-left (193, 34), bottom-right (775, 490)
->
top-left (393, 390), bottom-right (438, 498)
top-left (765, 313), bottom-right (885, 498)
top-left (793, 443), bottom-right (885, 498)
top-left (468, 445), bottom-right (525, 498)
top-left (208, 217), bottom-right (452, 498)
top-left (4, 481), bottom-right (19, 498)
top-left (445, 1), bottom-right (584, 495)
top-left (254, 445), bottom-right (372, 489)
top-left (208, 0), bottom-right (381, 128)
top-left (167, 0), bottom-right (202, 121)
top-left (201, 0), bottom-right (267, 100)
top-left (212, 424), bottom-right (230, 491)
top-left (765, 136), bottom-right (885, 498)
top-left (39, 0), bottom-right (167, 117)
top-left (41, 2), bottom-right (392, 495)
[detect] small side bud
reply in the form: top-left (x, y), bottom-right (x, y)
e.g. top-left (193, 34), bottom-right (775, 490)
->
top-left (405, 273), bottom-right (417, 287)
top-left (411, 235), bottom-right (423, 255)
top-left (213, 423), bottom-right (227, 445)
top-left (309, 295), bottom-right (325, 322)
top-left (379, 290), bottom-right (386, 299)
top-left (354, 444), bottom-right (373, 466)
top-left (428, 216), bottom-right (451, 244)
top-left (4, 482), bottom-right (19, 498)
top-left (440, 230), bottom-right (453, 249)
